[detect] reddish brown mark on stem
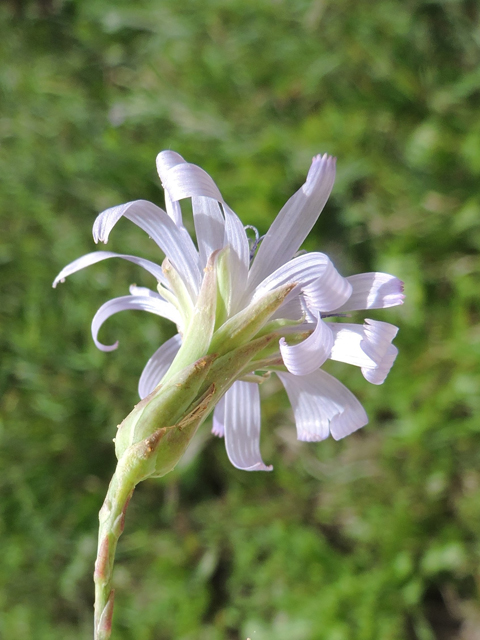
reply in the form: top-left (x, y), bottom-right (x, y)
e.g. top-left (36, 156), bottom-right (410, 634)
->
top-left (99, 589), bottom-right (115, 635)
top-left (94, 536), bottom-right (110, 581)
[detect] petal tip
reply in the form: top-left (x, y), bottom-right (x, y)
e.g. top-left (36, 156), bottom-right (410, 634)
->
top-left (390, 279), bottom-right (405, 305)
top-left (330, 412), bottom-right (369, 441)
top-left (97, 340), bottom-right (119, 353)
top-left (156, 150), bottom-right (186, 182)
top-left (52, 275), bottom-right (66, 288)
top-left (304, 153), bottom-right (336, 197)
top-left (249, 463), bottom-right (273, 472)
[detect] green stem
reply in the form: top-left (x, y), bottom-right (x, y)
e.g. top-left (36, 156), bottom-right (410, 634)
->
top-left (93, 457), bottom-right (136, 640)
top-left (93, 427), bottom-right (167, 640)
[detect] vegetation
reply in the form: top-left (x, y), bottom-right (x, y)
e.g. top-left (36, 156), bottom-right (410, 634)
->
top-left (1, 0), bottom-right (479, 638)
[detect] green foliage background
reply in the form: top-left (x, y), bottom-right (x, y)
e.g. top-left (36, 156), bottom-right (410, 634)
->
top-left (1, 1), bottom-right (480, 638)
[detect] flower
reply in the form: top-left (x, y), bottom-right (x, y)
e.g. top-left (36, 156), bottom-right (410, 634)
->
top-left (54, 151), bottom-right (404, 472)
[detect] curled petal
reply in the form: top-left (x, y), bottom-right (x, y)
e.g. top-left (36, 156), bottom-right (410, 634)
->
top-left (160, 162), bottom-right (223, 203)
top-left (138, 334), bottom-right (182, 399)
top-left (156, 150), bottom-right (186, 176)
top-left (277, 369), bottom-right (368, 442)
top-left (155, 151), bottom-right (187, 225)
top-left (361, 319), bottom-right (399, 363)
top-left (334, 273), bottom-right (405, 312)
top-left (251, 252), bottom-right (334, 302)
top-left (212, 396), bottom-right (226, 437)
top-left (247, 154), bottom-right (336, 292)
top-left (92, 200), bottom-right (201, 299)
top-left (224, 381), bottom-right (273, 471)
top-left (362, 344), bottom-right (398, 385)
top-left (91, 295), bottom-right (181, 352)
top-left (302, 261), bottom-right (352, 313)
top-left (280, 315), bottom-right (334, 375)
top-left (52, 251), bottom-right (167, 288)
top-left (329, 319), bottom-right (399, 384)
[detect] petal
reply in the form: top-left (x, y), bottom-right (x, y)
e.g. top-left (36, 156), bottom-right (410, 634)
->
top-left (301, 261), bottom-right (352, 312)
top-left (279, 315), bottom-right (334, 375)
top-left (277, 369), bottom-right (368, 442)
top-left (160, 161), bottom-right (224, 202)
top-left (270, 295), bottom-right (306, 321)
top-left (156, 150), bottom-right (186, 176)
top-left (329, 319), bottom-right (399, 383)
top-left (157, 158), bottom-right (249, 306)
top-left (224, 381), bottom-right (273, 471)
top-left (156, 151), bottom-right (186, 225)
top-left (212, 396), bottom-right (226, 437)
top-left (91, 295), bottom-right (181, 352)
top-left (222, 204), bottom-right (250, 313)
top-left (138, 334), bottom-right (182, 399)
top-left (164, 189), bottom-right (183, 227)
top-left (251, 252), bottom-right (334, 302)
top-left (192, 196), bottom-right (225, 268)
top-left (329, 323), bottom-right (372, 368)
top-left (247, 154), bottom-right (336, 292)
top-left (361, 319), bottom-right (399, 364)
top-left (333, 273), bottom-right (405, 312)
top-left (128, 285), bottom-right (162, 298)
top-left (52, 251), bottom-right (167, 288)
top-left (92, 200), bottom-right (201, 300)
top-left (362, 344), bottom-right (398, 385)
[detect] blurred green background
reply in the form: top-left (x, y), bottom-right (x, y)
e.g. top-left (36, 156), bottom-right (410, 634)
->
top-left (1, 0), bottom-right (480, 638)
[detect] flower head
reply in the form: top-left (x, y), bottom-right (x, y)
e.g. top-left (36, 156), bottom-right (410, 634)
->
top-left (54, 151), bottom-right (404, 472)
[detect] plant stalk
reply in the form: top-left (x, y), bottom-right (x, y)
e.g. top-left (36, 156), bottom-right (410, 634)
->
top-left (93, 458), bottom-right (136, 640)
top-left (93, 427), bottom-right (167, 640)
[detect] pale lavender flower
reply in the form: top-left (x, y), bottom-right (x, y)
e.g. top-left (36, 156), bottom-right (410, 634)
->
top-left (54, 151), bottom-right (404, 471)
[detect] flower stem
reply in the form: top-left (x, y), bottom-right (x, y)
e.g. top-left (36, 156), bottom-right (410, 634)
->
top-left (93, 457), bottom-right (136, 640)
top-left (93, 428), bottom-right (167, 640)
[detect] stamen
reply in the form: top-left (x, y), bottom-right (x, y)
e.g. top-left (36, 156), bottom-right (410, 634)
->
top-left (244, 225), bottom-right (265, 261)
top-left (321, 313), bottom-right (351, 319)
top-left (244, 225), bottom-right (260, 244)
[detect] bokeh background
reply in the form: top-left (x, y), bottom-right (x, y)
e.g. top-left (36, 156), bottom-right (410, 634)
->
top-left (1, 0), bottom-right (480, 638)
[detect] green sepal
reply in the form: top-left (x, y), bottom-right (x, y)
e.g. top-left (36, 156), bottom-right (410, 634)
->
top-left (234, 329), bottom-right (313, 378)
top-left (149, 384), bottom-right (217, 477)
top-left (161, 257), bottom-right (194, 327)
top-left (208, 283), bottom-right (296, 357)
top-left (119, 382), bottom-right (216, 481)
top-left (114, 354), bottom-right (216, 459)
top-left (200, 333), bottom-right (277, 401)
top-left (147, 333), bottom-right (279, 477)
top-left (256, 315), bottom-right (304, 337)
top-left (163, 250), bottom-right (219, 381)
top-left (240, 371), bottom-right (271, 384)
top-left (214, 246), bottom-right (231, 329)
top-left (250, 329), bottom-right (311, 362)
